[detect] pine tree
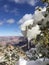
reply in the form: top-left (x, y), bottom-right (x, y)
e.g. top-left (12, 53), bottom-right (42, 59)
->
top-left (42, 0), bottom-right (49, 3)
top-left (35, 0), bottom-right (49, 60)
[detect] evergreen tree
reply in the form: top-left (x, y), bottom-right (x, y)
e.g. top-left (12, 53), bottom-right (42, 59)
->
top-left (35, 0), bottom-right (49, 60)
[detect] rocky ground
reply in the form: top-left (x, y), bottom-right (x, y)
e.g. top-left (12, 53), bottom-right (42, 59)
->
top-left (0, 44), bottom-right (28, 65)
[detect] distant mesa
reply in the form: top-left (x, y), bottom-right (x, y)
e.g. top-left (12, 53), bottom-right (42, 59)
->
top-left (0, 36), bottom-right (25, 46)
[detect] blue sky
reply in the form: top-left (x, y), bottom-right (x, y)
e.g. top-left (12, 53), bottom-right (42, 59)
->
top-left (0, 0), bottom-right (45, 36)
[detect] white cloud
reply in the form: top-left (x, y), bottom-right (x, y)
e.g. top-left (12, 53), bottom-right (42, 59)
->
top-left (19, 7), bottom-right (46, 25)
top-left (19, 14), bottom-right (33, 24)
top-left (20, 19), bottom-right (34, 31)
top-left (26, 0), bottom-right (39, 6)
top-left (7, 19), bottom-right (15, 24)
top-left (9, 0), bottom-right (26, 3)
top-left (14, 0), bottom-right (25, 3)
top-left (9, 0), bottom-right (39, 6)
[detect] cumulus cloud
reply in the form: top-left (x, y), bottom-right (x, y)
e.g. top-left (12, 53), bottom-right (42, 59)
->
top-left (9, 0), bottom-right (39, 6)
top-left (19, 7), bottom-right (46, 25)
top-left (19, 14), bottom-right (33, 24)
top-left (14, 0), bottom-right (25, 3)
top-left (7, 19), bottom-right (15, 24)
top-left (20, 19), bottom-right (34, 31)
top-left (26, 0), bottom-right (39, 6)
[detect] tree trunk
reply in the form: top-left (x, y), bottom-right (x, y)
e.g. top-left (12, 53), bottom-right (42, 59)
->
top-left (28, 40), bottom-right (30, 50)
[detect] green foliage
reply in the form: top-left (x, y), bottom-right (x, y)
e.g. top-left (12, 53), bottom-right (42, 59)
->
top-left (35, 18), bottom-right (49, 58)
top-left (42, 0), bottom-right (49, 3)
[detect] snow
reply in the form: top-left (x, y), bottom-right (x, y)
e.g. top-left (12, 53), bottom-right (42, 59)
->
top-left (16, 58), bottom-right (49, 65)
top-left (16, 57), bottom-right (27, 65)
top-left (27, 60), bottom-right (42, 65)
top-left (27, 25), bottom-right (41, 41)
top-left (33, 9), bottom-right (45, 23)
top-left (19, 57), bottom-right (27, 65)
top-left (20, 19), bottom-right (34, 31)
